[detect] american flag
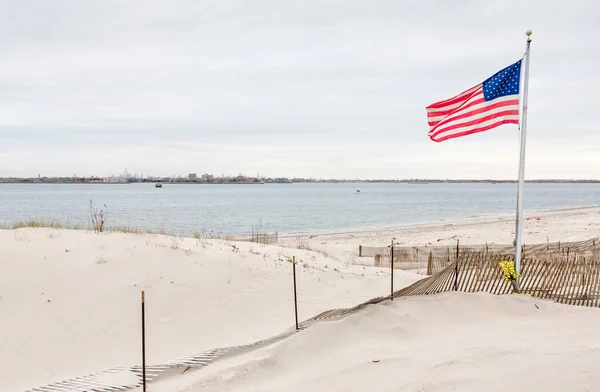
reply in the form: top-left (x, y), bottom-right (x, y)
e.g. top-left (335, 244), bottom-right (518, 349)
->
top-left (426, 59), bottom-right (522, 143)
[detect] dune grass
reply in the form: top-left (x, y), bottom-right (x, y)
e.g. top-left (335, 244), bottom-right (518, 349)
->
top-left (1, 217), bottom-right (242, 240)
top-left (0, 217), bottom-right (175, 236)
top-left (2, 216), bottom-right (279, 248)
top-left (193, 230), bottom-right (235, 241)
top-left (107, 225), bottom-right (173, 236)
top-left (296, 236), bottom-right (330, 257)
top-left (0, 217), bottom-right (262, 242)
top-left (0, 218), bottom-right (86, 230)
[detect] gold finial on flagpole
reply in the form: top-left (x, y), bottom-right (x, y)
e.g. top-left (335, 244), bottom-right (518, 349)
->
top-left (525, 30), bottom-right (532, 37)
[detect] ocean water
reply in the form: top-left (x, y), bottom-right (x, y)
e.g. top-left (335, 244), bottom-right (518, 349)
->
top-left (0, 182), bottom-right (599, 236)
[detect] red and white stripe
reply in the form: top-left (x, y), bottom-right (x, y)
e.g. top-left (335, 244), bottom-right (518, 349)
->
top-left (426, 84), bottom-right (520, 143)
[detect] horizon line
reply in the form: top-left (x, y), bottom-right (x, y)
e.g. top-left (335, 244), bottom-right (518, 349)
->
top-left (2, 176), bottom-right (600, 183)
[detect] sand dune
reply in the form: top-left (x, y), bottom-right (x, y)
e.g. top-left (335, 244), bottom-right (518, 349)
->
top-left (0, 228), bottom-right (421, 392)
top-left (149, 292), bottom-right (600, 392)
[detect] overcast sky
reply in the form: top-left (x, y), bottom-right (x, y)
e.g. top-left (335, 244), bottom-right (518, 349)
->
top-left (1, 0), bottom-right (598, 179)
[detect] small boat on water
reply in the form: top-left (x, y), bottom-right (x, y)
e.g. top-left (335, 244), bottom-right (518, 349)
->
top-left (155, 183), bottom-right (162, 188)
top-left (355, 189), bottom-right (360, 194)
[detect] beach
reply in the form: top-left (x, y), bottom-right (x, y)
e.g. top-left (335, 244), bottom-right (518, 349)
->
top-left (285, 206), bottom-right (600, 262)
top-left (1, 206), bottom-right (600, 391)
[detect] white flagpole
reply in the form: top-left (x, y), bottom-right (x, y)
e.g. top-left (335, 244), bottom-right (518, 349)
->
top-left (514, 30), bottom-right (532, 282)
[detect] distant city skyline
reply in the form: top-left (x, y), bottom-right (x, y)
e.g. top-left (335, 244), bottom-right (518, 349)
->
top-left (1, 1), bottom-right (599, 179)
top-left (3, 170), bottom-right (600, 183)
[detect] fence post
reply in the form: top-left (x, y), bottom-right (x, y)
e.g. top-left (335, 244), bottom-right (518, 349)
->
top-left (141, 291), bottom-right (146, 392)
top-left (453, 243), bottom-right (459, 291)
top-left (454, 260), bottom-right (459, 291)
top-left (390, 239), bottom-right (394, 300)
top-left (292, 256), bottom-right (299, 330)
top-left (427, 251), bottom-right (433, 275)
top-left (359, 245), bottom-right (362, 257)
top-left (456, 239), bottom-right (460, 260)
top-left (582, 256), bottom-right (586, 286)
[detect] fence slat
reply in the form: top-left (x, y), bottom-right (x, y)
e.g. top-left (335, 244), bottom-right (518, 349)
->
top-left (555, 259), bottom-right (572, 304)
top-left (591, 262), bottom-right (600, 307)
top-left (476, 256), bottom-right (495, 293)
top-left (545, 259), bottom-right (567, 300)
top-left (489, 255), bottom-right (508, 295)
top-left (529, 259), bottom-right (549, 297)
top-left (426, 263), bottom-right (455, 295)
top-left (457, 255), bottom-right (470, 291)
top-left (573, 258), bottom-right (586, 306)
top-left (590, 263), bottom-right (598, 307)
top-left (566, 259), bottom-right (580, 305)
top-left (593, 263), bottom-right (600, 308)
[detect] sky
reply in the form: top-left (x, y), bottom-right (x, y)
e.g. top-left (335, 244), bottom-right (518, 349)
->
top-left (1, 0), bottom-right (599, 179)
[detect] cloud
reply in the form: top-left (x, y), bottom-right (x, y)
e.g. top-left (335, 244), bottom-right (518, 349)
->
top-left (0, 0), bottom-right (598, 178)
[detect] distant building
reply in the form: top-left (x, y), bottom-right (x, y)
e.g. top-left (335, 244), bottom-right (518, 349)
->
top-left (188, 173), bottom-right (198, 180)
top-left (200, 174), bottom-right (214, 182)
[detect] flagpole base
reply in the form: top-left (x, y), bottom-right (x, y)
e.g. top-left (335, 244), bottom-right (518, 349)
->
top-left (511, 280), bottom-right (520, 294)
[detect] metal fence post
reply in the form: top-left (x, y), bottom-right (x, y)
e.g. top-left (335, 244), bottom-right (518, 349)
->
top-left (141, 291), bottom-right (146, 392)
top-left (292, 256), bottom-right (299, 330)
top-left (390, 239), bottom-right (394, 300)
top-left (454, 240), bottom-right (459, 291)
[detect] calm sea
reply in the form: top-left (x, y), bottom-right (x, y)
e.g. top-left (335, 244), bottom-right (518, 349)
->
top-left (0, 183), bottom-right (598, 236)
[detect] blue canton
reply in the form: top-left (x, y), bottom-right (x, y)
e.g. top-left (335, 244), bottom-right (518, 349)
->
top-left (482, 59), bottom-right (522, 101)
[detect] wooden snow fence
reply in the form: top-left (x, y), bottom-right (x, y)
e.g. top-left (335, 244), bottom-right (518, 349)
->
top-left (360, 237), bottom-right (600, 277)
top-left (394, 251), bottom-right (600, 307)
top-left (366, 245), bottom-right (459, 275)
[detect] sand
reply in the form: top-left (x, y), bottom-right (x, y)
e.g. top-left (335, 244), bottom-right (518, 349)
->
top-left (0, 228), bottom-right (421, 392)
top-left (150, 293), bottom-right (600, 392)
top-left (2, 206), bottom-right (600, 392)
